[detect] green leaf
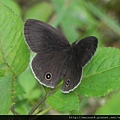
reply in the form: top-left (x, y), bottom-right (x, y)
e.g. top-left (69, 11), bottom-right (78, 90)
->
top-left (0, 64), bottom-right (13, 114)
top-left (75, 48), bottom-right (120, 96)
top-left (95, 91), bottom-right (120, 115)
top-left (24, 2), bottom-right (53, 22)
top-left (0, 3), bottom-right (30, 114)
top-left (15, 69), bottom-right (42, 114)
top-left (17, 68), bottom-right (42, 101)
top-left (0, 0), bottom-right (22, 16)
top-left (46, 90), bottom-right (79, 112)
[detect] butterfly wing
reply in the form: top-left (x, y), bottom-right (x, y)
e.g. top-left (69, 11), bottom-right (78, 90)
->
top-left (73, 36), bottom-right (98, 67)
top-left (62, 36), bottom-right (98, 93)
top-left (62, 54), bottom-right (82, 93)
top-left (31, 51), bottom-right (67, 88)
top-left (24, 19), bottom-right (70, 53)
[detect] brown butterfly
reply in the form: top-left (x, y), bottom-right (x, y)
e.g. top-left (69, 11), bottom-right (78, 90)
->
top-left (24, 19), bottom-right (98, 93)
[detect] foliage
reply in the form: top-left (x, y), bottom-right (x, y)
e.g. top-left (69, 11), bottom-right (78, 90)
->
top-left (0, 0), bottom-right (120, 115)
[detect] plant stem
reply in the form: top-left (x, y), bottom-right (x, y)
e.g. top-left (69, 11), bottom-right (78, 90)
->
top-left (10, 104), bottom-right (19, 115)
top-left (28, 84), bottom-right (61, 115)
top-left (28, 94), bottom-right (47, 115)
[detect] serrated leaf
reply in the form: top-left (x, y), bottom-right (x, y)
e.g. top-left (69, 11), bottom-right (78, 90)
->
top-left (75, 48), bottom-right (120, 97)
top-left (24, 2), bottom-right (53, 22)
top-left (46, 90), bottom-right (79, 112)
top-left (0, 3), bottom-right (30, 114)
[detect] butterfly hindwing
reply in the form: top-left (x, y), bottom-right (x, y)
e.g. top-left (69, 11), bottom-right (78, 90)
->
top-left (62, 54), bottom-right (82, 93)
top-left (62, 36), bottom-right (98, 93)
top-left (31, 51), bottom-right (67, 88)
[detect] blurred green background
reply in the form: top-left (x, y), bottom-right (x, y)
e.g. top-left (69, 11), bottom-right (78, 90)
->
top-left (1, 0), bottom-right (120, 115)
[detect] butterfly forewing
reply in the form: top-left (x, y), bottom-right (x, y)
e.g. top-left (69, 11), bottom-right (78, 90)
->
top-left (73, 36), bottom-right (98, 67)
top-left (31, 50), bottom-right (68, 88)
top-left (24, 19), bottom-right (70, 53)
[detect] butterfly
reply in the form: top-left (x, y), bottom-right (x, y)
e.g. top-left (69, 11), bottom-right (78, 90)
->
top-left (24, 19), bottom-right (98, 93)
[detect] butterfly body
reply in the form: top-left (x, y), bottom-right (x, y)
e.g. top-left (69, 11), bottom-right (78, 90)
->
top-left (24, 19), bottom-right (98, 93)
